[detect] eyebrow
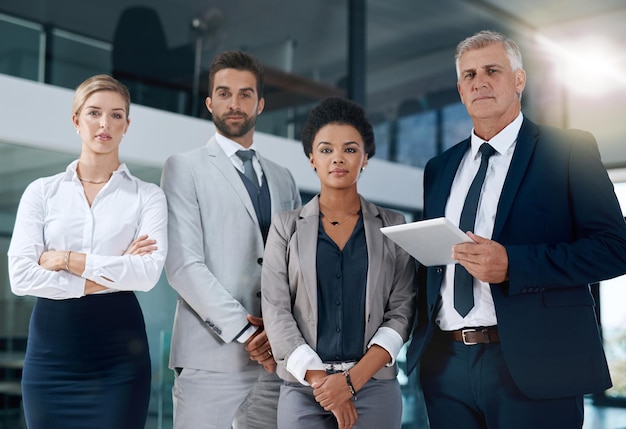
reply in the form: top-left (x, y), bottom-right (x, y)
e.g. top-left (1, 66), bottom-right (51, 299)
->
top-left (215, 85), bottom-right (255, 93)
top-left (462, 63), bottom-right (505, 74)
top-left (317, 141), bottom-right (360, 146)
top-left (85, 105), bottom-right (126, 111)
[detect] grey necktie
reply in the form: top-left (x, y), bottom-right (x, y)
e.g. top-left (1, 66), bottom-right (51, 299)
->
top-left (236, 149), bottom-right (258, 188)
top-left (454, 142), bottom-right (496, 317)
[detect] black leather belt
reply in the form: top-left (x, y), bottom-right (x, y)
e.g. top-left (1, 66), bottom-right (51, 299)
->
top-left (439, 326), bottom-right (500, 345)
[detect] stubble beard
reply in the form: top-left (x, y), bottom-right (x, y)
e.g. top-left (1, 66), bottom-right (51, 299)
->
top-left (213, 113), bottom-right (257, 139)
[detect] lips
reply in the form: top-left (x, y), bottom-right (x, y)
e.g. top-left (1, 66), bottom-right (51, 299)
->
top-left (96, 134), bottom-right (111, 140)
top-left (473, 95), bottom-right (494, 103)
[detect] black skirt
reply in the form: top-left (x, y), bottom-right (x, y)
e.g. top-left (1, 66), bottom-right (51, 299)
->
top-left (21, 291), bottom-right (151, 429)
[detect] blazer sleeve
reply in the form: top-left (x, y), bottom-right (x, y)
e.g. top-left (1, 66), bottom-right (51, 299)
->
top-left (261, 212), bottom-right (309, 364)
top-left (506, 130), bottom-right (626, 293)
top-left (378, 211), bottom-right (418, 341)
top-left (161, 154), bottom-right (250, 343)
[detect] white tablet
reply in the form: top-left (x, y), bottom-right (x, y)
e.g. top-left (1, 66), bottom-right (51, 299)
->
top-left (380, 217), bottom-right (473, 266)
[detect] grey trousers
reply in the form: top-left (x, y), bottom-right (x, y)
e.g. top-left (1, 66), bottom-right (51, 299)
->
top-left (277, 378), bottom-right (402, 429)
top-left (172, 365), bottom-right (280, 429)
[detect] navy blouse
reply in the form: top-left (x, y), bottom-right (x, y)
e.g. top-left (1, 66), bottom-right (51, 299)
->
top-left (315, 213), bottom-right (368, 362)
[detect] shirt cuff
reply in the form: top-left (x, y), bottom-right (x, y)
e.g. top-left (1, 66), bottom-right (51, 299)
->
top-left (286, 344), bottom-right (325, 386)
top-left (235, 324), bottom-right (259, 344)
top-left (367, 326), bottom-right (403, 367)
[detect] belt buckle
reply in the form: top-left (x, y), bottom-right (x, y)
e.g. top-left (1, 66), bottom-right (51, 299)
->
top-left (461, 328), bottom-right (478, 345)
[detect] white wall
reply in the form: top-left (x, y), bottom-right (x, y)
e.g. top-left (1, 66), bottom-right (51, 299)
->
top-left (0, 73), bottom-right (423, 211)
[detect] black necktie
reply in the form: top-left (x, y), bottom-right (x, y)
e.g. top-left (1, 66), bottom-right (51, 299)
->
top-left (454, 142), bottom-right (496, 317)
top-left (236, 150), bottom-right (258, 188)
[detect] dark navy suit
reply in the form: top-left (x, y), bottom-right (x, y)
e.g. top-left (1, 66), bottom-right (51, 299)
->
top-left (407, 117), bottom-right (626, 403)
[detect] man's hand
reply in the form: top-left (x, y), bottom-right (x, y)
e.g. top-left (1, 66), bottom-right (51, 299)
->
top-left (245, 315), bottom-right (276, 373)
top-left (453, 232), bottom-right (509, 283)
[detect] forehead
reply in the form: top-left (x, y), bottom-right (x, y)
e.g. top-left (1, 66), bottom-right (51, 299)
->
top-left (213, 68), bottom-right (258, 93)
top-left (459, 43), bottom-right (510, 70)
top-left (84, 90), bottom-right (127, 108)
top-left (315, 123), bottom-right (363, 143)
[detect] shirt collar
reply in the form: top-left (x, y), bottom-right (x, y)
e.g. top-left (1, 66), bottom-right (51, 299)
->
top-left (66, 159), bottom-right (132, 181)
top-left (214, 132), bottom-right (259, 159)
top-left (469, 112), bottom-right (523, 158)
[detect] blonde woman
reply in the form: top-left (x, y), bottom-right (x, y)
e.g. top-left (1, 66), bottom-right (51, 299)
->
top-left (8, 74), bottom-right (167, 429)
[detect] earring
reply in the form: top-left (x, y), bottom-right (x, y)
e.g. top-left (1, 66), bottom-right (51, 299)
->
top-left (76, 129), bottom-right (80, 134)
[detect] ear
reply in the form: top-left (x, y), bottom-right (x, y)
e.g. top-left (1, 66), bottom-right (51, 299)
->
top-left (257, 97), bottom-right (265, 115)
top-left (205, 96), bottom-right (213, 114)
top-left (72, 113), bottom-right (79, 129)
top-left (124, 117), bottom-right (131, 134)
top-left (362, 154), bottom-right (369, 170)
top-left (309, 153), bottom-right (316, 170)
top-left (515, 69), bottom-right (526, 94)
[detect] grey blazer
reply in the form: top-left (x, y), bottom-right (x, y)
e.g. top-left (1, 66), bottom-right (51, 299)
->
top-left (161, 136), bottom-right (301, 372)
top-left (261, 196), bottom-right (417, 383)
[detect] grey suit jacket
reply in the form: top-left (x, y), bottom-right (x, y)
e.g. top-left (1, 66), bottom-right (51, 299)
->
top-left (261, 196), bottom-right (417, 383)
top-left (161, 136), bottom-right (301, 372)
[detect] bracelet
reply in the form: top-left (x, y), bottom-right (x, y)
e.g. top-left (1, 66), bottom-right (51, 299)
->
top-left (343, 370), bottom-right (357, 400)
top-left (64, 251), bottom-right (71, 272)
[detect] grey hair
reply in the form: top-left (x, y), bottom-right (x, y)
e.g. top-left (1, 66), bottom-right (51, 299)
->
top-left (455, 30), bottom-right (523, 80)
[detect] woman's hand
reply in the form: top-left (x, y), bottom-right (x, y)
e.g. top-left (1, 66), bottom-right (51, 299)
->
top-left (331, 399), bottom-right (358, 429)
top-left (38, 250), bottom-right (65, 271)
top-left (124, 234), bottom-right (157, 256)
top-left (312, 373), bottom-right (353, 411)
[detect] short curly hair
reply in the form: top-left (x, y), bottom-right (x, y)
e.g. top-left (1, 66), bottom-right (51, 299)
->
top-left (301, 97), bottom-right (375, 159)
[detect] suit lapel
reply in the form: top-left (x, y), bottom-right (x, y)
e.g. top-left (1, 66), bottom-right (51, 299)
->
top-left (492, 118), bottom-right (538, 239)
top-left (361, 197), bottom-right (384, 320)
top-left (296, 199), bottom-right (321, 323)
top-left (206, 138), bottom-right (259, 226)
top-left (258, 156), bottom-right (280, 215)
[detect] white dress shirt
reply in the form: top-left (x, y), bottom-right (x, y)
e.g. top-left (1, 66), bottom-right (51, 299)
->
top-left (214, 132), bottom-right (263, 186)
top-left (437, 113), bottom-right (523, 330)
top-left (8, 160), bottom-right (167, 300)
top-left (286, 327), bottom-right (403, 386)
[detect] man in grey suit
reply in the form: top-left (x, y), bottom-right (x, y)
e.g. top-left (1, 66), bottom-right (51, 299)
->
top-left (161, 50), bottom-right (301, 429)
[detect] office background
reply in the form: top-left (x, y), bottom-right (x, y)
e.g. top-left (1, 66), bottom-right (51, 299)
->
top-left (1, 1), bottom-right (626, 427)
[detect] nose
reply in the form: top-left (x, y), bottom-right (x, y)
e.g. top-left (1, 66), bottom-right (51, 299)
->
top-left (99, 117), bottom-right (109, 129)
top-left (474, 74), bottom-right (488, 91)
top-left (228, 97), bottom-right (240, 111)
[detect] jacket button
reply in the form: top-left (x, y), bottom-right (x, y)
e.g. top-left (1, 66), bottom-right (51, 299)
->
top-left (257, 258), bottom-right (263, 265)
top-left (256, 291), bottom-right (262, 298)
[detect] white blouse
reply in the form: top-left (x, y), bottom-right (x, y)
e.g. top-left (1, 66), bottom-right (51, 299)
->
top-left (8, 160), bottom-right (168, 299)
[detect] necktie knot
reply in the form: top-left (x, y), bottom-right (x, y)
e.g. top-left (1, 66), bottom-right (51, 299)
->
top-left (479, 142), bottom-right (496, 160)
top-left (236, 149), bottom-right (255, 162)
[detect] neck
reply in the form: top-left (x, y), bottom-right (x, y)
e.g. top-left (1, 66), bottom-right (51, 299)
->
top-left (318, 189), bottom-right (361, 214)
top-left (77, 154), bottom-right (120, 182)
top-left (219, 130), bottom-right (254, 148)
top-left (473, 108), bottom-right (520, 141)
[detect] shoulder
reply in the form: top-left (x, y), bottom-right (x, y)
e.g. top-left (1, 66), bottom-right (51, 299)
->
top-left (165, 145), bottom-right (211, 166)
top-left (24, 170), bottom-right (67, 196)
